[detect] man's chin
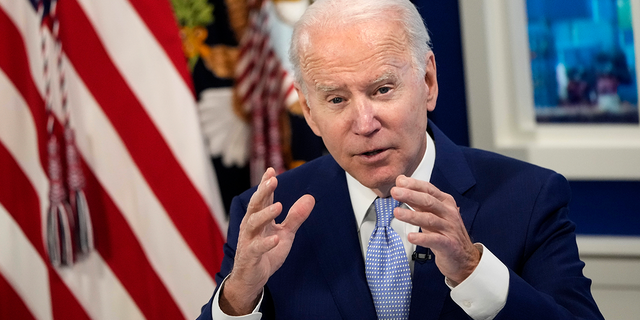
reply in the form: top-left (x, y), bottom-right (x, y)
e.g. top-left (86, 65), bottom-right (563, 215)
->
top-left (355, 175), bottom-right (397, 197)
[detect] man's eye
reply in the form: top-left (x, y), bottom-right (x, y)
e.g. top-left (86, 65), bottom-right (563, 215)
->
top-left (377, 87), bottom-right (390, 94)
top-left (329, 97), bottom-right (344, 104)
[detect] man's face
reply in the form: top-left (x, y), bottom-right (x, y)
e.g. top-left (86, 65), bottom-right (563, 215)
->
top-left (297, 19), bottom-right (438, 197)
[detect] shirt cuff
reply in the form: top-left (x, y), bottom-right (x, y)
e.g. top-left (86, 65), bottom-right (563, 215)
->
top-left (211, 275), bottom-right (264, 319)
top-left (446, 243), bottom-right (509, 320)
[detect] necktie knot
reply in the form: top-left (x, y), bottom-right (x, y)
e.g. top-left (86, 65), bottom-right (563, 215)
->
top-left (374, 197), bottom-right (400, 227)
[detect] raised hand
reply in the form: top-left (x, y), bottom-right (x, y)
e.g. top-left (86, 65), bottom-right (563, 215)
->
top-left (220, 168), bottom-right (315, 315)
top-left (390, 175), bottom-right (480, 285)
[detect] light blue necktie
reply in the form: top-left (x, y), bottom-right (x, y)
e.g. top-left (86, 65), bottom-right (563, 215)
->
top-left (365, 197), bottom-right (412, 319)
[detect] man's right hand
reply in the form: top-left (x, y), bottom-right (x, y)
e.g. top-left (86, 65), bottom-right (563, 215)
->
top-left (219, 168), bottom-right (315, 315)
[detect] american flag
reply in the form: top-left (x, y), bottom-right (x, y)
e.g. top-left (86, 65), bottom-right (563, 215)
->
top-left (235, 0), bottom-right (298, 185)
top-left (0, 0), bottom-right (227, 318)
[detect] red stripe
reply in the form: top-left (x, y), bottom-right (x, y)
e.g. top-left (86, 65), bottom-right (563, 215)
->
top-left (0, 7), bottom-right (180, 319)
top-left (238, 31), bottom-right (252, 56)
top-left (237, 42), bottom-right (270, 102)
top-left (57, 0), bottom-right (224, 278)
top-left (0, 272), bottom-right (36, 320)
top-left (47, 269), bottom-right (91, 320)
top-left (236, 60), bottom-right (256, 86)
top-left (0, 142), bottom-right (46, 257)
top-left (236, 32), bottom-right (269, 83)
top-left (127, 0), bottom-right (195, 96)
top-left (0, 144), bottom-right (91, 320)
top-left (0, 141), bottom-right (91, 320)
top-left (0, 94), bottom-right (184, 320)
top-left (0, 7), bottom-right (48, 161)
top-left (0, 7), bottom-right (49, 260)
top-left (1, 122), bottom-right (173, 320)
top-left (81, 160), bottom-right (185, 320)
top-left (0, 141), bottom-right (94, 320)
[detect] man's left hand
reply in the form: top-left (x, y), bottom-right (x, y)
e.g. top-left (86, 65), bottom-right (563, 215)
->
top-left (390, 175), bottom-right (481, 285)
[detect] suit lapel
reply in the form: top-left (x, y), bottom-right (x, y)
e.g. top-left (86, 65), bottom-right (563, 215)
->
top-left (300, 157), bottom-right (377, 319)
top-left (409, 122), bottom-right (480, 319)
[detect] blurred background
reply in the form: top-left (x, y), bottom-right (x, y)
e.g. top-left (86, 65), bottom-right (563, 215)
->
top-left (0, 0), bottom-right (638, 319)
top-left (527, 0), bottom-right (639, 123)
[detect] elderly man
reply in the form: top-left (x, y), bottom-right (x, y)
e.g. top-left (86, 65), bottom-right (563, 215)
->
top-left (198, 0), bottom-right (603, 319)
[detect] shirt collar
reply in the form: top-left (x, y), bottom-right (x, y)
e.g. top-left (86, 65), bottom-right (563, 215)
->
top-left (346, 131), bottom-right (436, 230)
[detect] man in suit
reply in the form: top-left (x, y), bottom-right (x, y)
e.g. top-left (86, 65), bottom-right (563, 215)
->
top-left (198, 0), bottom-right (603, 318)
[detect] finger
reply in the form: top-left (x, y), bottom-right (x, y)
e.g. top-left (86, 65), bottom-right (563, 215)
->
top-left (257, 168), bottom-right (277, 208)
top-left (393, 207), bottom-right (448, 232)
top-left (246, 168), bottom-right (278, 215)
top-left (245, 202), bottom-right (283, 235)
top-left (390, 185), bottom-right (450, 217)
top-left (259, 168), bottom-right (278, 208)
top-left (282, 194), bottom-right (315, 233)
top-left (395, 175), bottom-right (451, 203)
top-left (405, 230), bottom-right (444, 249)
top-left (245, 234), bottom-right (280, 257)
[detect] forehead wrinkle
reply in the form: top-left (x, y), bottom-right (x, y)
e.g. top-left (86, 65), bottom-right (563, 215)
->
top-left (304, 45), bottom-right (409, 79)
top-left (300, 22), bottom-right (413, 92)
top-left (309, 61), bottom-right (406, 96)
top-left (305, 52), bottom-right (407, 81)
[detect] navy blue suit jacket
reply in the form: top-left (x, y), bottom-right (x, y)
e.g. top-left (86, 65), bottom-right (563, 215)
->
top-left (198, 122), bottom-right (603, 319)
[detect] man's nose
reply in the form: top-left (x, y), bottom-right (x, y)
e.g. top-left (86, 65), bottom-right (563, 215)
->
top-left (352, 99), bottom-right (381, 136)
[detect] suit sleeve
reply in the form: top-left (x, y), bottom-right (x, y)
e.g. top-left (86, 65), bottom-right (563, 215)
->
top-left (494, 173), bottom-right (603, 320)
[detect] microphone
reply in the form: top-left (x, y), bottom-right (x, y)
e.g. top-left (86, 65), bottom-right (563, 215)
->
top-left (412, 246), bottom-right (432, 261)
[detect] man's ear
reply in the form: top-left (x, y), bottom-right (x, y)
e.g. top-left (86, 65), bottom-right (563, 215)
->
top-left (296, 86), bottom-right (322, 137)
top-left (424, 52), bottom-right (439, 112)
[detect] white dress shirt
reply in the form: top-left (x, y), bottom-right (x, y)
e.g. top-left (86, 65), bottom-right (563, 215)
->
top-left (212, 133), bottom-right (509, 320)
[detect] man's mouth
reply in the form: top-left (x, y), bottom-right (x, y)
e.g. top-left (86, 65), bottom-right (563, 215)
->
top-left (361, 149), bottom-right (385, 157)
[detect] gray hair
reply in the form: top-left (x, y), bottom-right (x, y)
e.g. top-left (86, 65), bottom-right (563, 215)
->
top-left (289, 0), bottom-right (432, 92)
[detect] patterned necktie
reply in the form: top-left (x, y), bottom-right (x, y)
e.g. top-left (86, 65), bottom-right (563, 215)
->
top-left (365, 197), bottom-right (412, 319)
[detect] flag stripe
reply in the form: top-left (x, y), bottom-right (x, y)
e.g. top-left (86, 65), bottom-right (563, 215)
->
top-left (72, 0), bottom-right (226, 228)
top-left (12, 54), bottom-right (188, 318)
top-left (0, 59), bottom-right (95, 320)
top-left (235, 3), bottom-right (291, 183)
top-left (0, 7), bottom-right (184, 318)
top-left (0, 264), bottom-right (37, 320)
top-left (0, 0), bottom-right (45, 95)
top-left (0, 5), bottom-right (47, 163)
top-left (126, 0), bottom-right (195, 95)
top-left (57, 1), bottom-right (217, 315)
top-left (0, 200), bottom-right (49, 320)
top-left (47, 269), bottom-right (91, 320)
top-left (1, 0), bottom-right (226, 317)
top-left (0, 7), bottom-right (48, 255)
top-left (0, 139), bottom-right (89, 320)
top-left (0, 69), bottom-right (125, 320)
top-left (0, 140), bottom-right (45, 257)
top-left (56, 253), bottom-right (146, 320)
top-left (0, 71), bottom-right (48, 218)
top-left (80, 160), bottom-right (186, 320)
top-left (40, 3), bottom-right (216, 314)
top-left (57, 0), bottom-right (224, 278)
top-left (63, 58), bottom-right (215, 319)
